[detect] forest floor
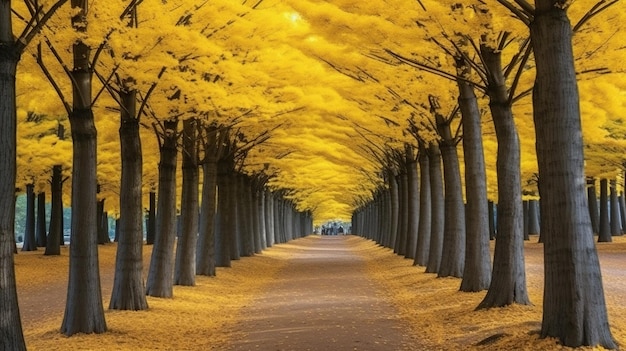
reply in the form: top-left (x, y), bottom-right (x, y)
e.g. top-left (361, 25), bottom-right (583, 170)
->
top-left (13, 234), bottom-right (626, 350)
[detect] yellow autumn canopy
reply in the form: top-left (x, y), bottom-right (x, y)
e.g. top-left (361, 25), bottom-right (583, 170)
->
top-left (13, 0), bottom-right (626, 223)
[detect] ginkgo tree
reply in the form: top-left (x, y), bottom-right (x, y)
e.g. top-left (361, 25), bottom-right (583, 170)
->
top-left (1, 0), bottom-right (68, 348)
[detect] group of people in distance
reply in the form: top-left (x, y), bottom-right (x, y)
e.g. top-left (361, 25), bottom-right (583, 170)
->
top-left (319, 222), bottom-right (346, 235)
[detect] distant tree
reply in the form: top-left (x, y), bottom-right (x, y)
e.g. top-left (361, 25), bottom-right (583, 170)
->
top-left (35, 191), bottom-right (46, 247)
top-left (20, 183), bottom-right (37, 251)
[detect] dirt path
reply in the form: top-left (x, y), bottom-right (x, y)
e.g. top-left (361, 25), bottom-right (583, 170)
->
top-left (224, 235), bottom-right (421, 351)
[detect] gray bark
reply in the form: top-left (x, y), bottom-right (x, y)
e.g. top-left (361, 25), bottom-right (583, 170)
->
top-left (395, 172), bottom-right (408, 255)
top-left (609, 181), bottom-right (621, 236)
top-left (36, 191), bottom-right (47, 247)
top-left (146, 191), bottom-right (156, 245)
top-left (587, 179), bottom-right (599, 234)
top-left (414, 143), bottom-right (430, 266)
top-left (477, 45), bottom-right (529, 309)
top-left (598, 178), bottom-right (611, 242)
top-left (45, 165), bottom-right (63, 255)
top-left (215, 159), bottom-right (234, 267)
top-left (457, 66), bottom-right (491, 292)
top-left (21, 184), bottom-right (37, 251)
top-left (425, 143), bottom-right (444, 274)
top-left (175, 118), bottom-right (199, 286)
top-left (436, 116), bottom-right (465, 278)
top-left (405, 146), bottom-right (419, 260)
top-left (532, 4), bottom-right (615, 348)
top-left (61, 12), bottom-right (107, 331)
top-left (0, 31), bottom-right (26, 350)
top-left (146, 119), bottom-right (179, 298)
top-left (110, 88), bottom-right (147, 310)
top-left (388, 171), bottom-right (399, 249)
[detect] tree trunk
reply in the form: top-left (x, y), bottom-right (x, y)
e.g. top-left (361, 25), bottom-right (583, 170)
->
top-left (252, 185), bottom-right (263, 254)
top-left (609, 180), bottom-right (621, 236)
top-left (97, 199), bottom-right (109, 244)
top-left (258, 188), bottom-right (267, 250)
top-left (488, 201), bottom-right (496, 240)
top-left (62, 107), bottom-right (107, 335)
top-left (587, 178), bottom-right (599, 234)
top-left (414, 143), bottom-right (430, 266)
top-left (175, 118), bottom-right (199, 286)
top-left (265, 191), bottom-right (272, 246)
top-left (230, 174), bottom-right (242, 259)
top-left (425, 143), bottom-right (444, 274)
top-left (457, 67), bottom-right (491, 292)
top-left (388, 172), bottom-right (399, 249)
top-left (215, 160), bottom-right (233, 267)
top-left (21, 184), bottom-right (37, 251)
top-left (532, 4), bottom-right (615, 348)
top-left (45, 165), bottom-right (63, 255)
top-left (405, 146), bottom-right (419, 260)
top-left (196, 159), bottom-right (217, 276)
top-left (146, 119), bottom-right (179, 298)
top-left (617, 192), bottom-right (626, 234)
top-left (146, 191), bottom-right (156, 245)
top-left (36, 191), bottom-right (47, 247)
top-left (238, 175), bottom-right (253, 257)
top-left (395, 173), bottom-right (408, 255)
top-left (528, 200), bottom-right (540, 236)
top-left (436, 118), bottom-right (465, 278)
top-left (598, 179), bottom-right (611, 242)
top-left (110, 88), bottom-right (147, 310)
top-left (0, 33), bottom-right (26, 350)
top-left (477, 45), bottom-right (529, 308)
top-left (61, 19), bottom-right (107, 332)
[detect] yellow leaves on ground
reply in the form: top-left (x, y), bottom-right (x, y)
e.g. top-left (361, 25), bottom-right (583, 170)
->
top-left (359, 235), bottom-right (626, 350)
top-left (17, 235), bottom-right (626, 350)
top-left (17, 243), bottom-right (289, 351)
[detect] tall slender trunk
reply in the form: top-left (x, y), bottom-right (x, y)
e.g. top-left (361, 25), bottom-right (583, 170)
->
top-left (587, 178), bottom-right (599, 234)
top-left (146, 119), bottom-right (179, 298)
top-left (110, 88), bottom-right (147, 310)
top-left (532, 4), bottom-right (615, 348)
top-left (63, 108), bottom-right (106, 335)
top-left (609, 180), bottom-right (621, 236)
top-left (258, 188), bottom-right (267, 250)
top-left (45, 165), bottom-right (63, 255)
top-left (425, 143), bottom-right (444, 274)
top-left (414, 143), bottom-right (431, 266)
top-left (21, 184), bottom-right (37, 251)
top-left (528, 200), bottom-right (540, 235)
top-left (598, 178), bottom-right (611, 242)
top-left (265, 189), bottom-right (275, 247)
top-left (61, 11), bottom-right (107, 331)
top-left (215, 160), bottom-right (233, 267)
top-left (457, 61), bottom-right (490, 292)
top-left (175, 118), bottom-right (199, 286)
top-left (146, 191), bottom-right (156, 245)
top-left (196, 124), bottom-right (218, 276)
top-left (0, 32), bottom-right (26, 350)
top-left (36, 191), bottom-right (47, 247)
top-left (405, 146), bottom-right (419, 259)
top-left (477, 45), bottom-right (529, 308)
top-left (437, 117), bottom-right (465, 278)
top-left (238, 175), bottom-right (253, 257)
top-left (395, 172), bottom-right (408, 255)
top-left (388, 172), bottom-right (399, 249)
